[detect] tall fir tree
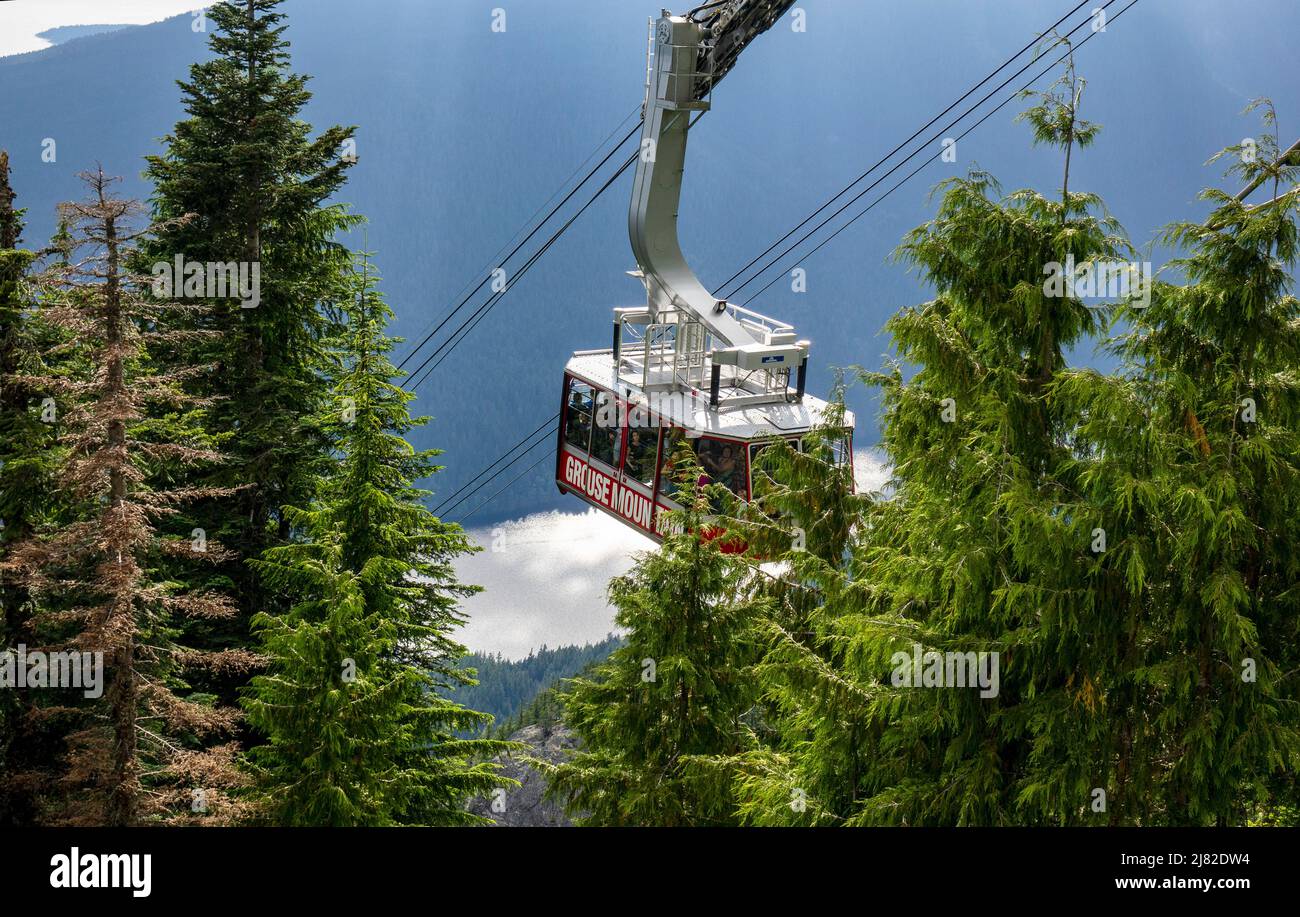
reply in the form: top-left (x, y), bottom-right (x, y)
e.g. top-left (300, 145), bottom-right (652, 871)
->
top-left (1, 171), bottom-right (248, 825)
top-left (242, 259), bottom-right (515, 826)
top-left (1054, 100), bottom-right (1300, 824)
top-left (0, 152), bottom-right (72, 824)
top-left (723, 402), bottom-right (875, 826)
top-left (549, 452), bottom-right (767, 826)
top-left (0, 149), bottom-right (39, 634)
top-left (0, 151), bottom-right (36, 823)
top-left (730, 45), bottom-right (1140, 826)
top-left (141, 0), bottom-right (360, 698)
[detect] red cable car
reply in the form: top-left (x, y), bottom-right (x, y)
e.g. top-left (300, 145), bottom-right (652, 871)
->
top-left (557, 7), bottom-right (853, 540)
top-left (556, 356), bottom-right (849, 542)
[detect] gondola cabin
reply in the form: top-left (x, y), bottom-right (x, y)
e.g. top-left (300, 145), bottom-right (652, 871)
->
top-left (555, 7), bottom-right (854, 540)
top-left (556, 335), bottom-right (853, 542)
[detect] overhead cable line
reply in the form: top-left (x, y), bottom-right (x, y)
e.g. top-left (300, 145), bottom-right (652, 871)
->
top-left (396, 106), bottom-right (642, 373)
top-left (410, 0), bottom-right (1097, 389)
top-left (411, 110), bottom-right (708, 389)
top-left (408, 151), bottom-right (640, 389)
top-left (434, 414), bottom-right (559, 520)
top-left (432, 412), bottom-right (560, 518)
top-left (722, 0), bottom-right (1121, 300)
top-left (716, 0), bottom-right (1097, 299)
top-left (425, 0), bottom-right (1148, 521)
top-left (454, 447), bottom-right (556, 525)
top-left (743, 0), bottom-right (1142, 304)
top-left (397, 114), bottom-right (643, 373)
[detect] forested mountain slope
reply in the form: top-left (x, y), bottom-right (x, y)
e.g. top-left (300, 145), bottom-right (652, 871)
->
top-left (3, 0), bottom-right (1297, 522)
top-left (450, 637), bottom-right (622, 733)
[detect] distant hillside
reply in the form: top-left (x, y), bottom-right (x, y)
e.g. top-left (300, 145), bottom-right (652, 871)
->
top-left (464, 648), bottom-right (615, 827)
top-left (451, 636), bottom-right (622, 733)
top-left (2, 0), bottom-right (1295, 522)
top-left (35, 25), bottom-right (134, 46)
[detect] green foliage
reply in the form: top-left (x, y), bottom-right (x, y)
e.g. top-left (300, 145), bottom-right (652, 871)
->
top-left (823, 154), bottom-right (1129, 824)
top-left (2, 173), bottom-right (246, 826)
top-left (4, 3), bottom-right (1297, 830)
top-left (0, 152), bottom-right (46, 555)
top-left (1016, 33), bottom-right (1099, 208)
top-left (140, 0), bottom-right (361, 667)
top-left (707, 85), bottom-right (1300, 828)
top-left (1016, 34), bottom-right (1101, 155)
top-left (242, 260), bottom-right (516, 826)
top-left (0, 156), bottom-right (72, 825)
top-left (1207, 98), bottom-right (1299, 200)
top-left (450, 637), bottom-right (624, 737)
top-left (484, 648), bottom-right (626, 741)
top-left (0, 153), bottom-right (41, 557)
top-left (0, 153), bottom-right (37, 824)
top-left (1050, 100), bottom-right (1300, 823)
top-left (743, 387), bottom-right (862, 566)
top-left (548, 451), bottom-right (768, 826)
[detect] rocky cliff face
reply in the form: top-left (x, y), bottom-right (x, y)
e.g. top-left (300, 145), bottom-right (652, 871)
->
top-left (469, 724), bottom-right (578, 827)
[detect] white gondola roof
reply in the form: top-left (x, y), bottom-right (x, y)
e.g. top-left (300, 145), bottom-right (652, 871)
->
top-left (566, 350), bottom-right (853, 442)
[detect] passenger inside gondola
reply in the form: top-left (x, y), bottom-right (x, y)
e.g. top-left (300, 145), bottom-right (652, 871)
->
top-left (565, 382), bottom-right (594, 451)
top-left (658, 428), bottom-right (688, 496)
top-left (693, 438), bottom-right (746, 497)
top-left (626, 427), bottom-right (659, 485)
top-left (654, 434), bottom-right (748, 502)
top-left (592, 421), bottom-right (620, 468)
top-left (585, 390), bottom-right (619, 467)
top-left (716, 444), bottom-right (739, 492)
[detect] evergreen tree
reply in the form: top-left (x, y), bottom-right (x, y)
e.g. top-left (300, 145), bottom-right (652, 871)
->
top-left (742, 390), bottom-right (861, 566)
top-left (549, 451), bottom-right (767, 826)
top-left (731, 45), bottom-right (1137, 825)
top-left (0, 162), bottom-right (86, 822)
top-left (450, 636), bottom-right (624, 737)
top-left (242, 259), bottom-right (515, 826)
top-left (0, 155), bottom-right (80, 825)
top-left (725, 402), bottom-right (875, 826)
top-left (1054, 99), bottom-right (1300, 824)
top-left (0, 149), bottom-right (46, 824)
top-left (0, 149), bottom-right (43, 625)
top-left (141, 0), bottom-right (360, 685)
top-left (1, 171), bottom-right (247, 825)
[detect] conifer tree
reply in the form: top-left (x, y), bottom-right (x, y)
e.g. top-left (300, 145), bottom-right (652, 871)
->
top-left (741, 391), bottom-right (861, 566)
top-left (1, 170), bottom-right (247, 825)
top-left (724, 402), bottom-right (875, 826)
top-left (549, 452), bottom-right (766, 826)
top-left (731, 45), bottom-right (1137, 826)
top-left (0, 149), bottom-right (46, 824)
top-left (0, 155), bottom-right (78, 825)
top-left (242, 259), bottom-right (514, 826)
top-left (142, 0), bottom-right (360, 664)
top-left (0, 150), bottom-right (33, 630)
top-left (1054, 100), bottom-right (1300, 824)
top-left (0, 149), bottom-right (43, 618)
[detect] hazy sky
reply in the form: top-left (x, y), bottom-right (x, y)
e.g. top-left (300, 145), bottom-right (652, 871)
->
top-left (0, 1), bottom-right (212, 57)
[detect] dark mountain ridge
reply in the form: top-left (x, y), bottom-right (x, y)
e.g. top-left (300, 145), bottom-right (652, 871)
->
top-left (2, 0), bottom-right (1297, 522)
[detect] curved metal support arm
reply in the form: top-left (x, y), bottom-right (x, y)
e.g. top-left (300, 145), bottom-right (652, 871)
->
top-left (627, 8), bottom-right (807, 376)
top-left (628, 14), bottom-right (751, 347)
